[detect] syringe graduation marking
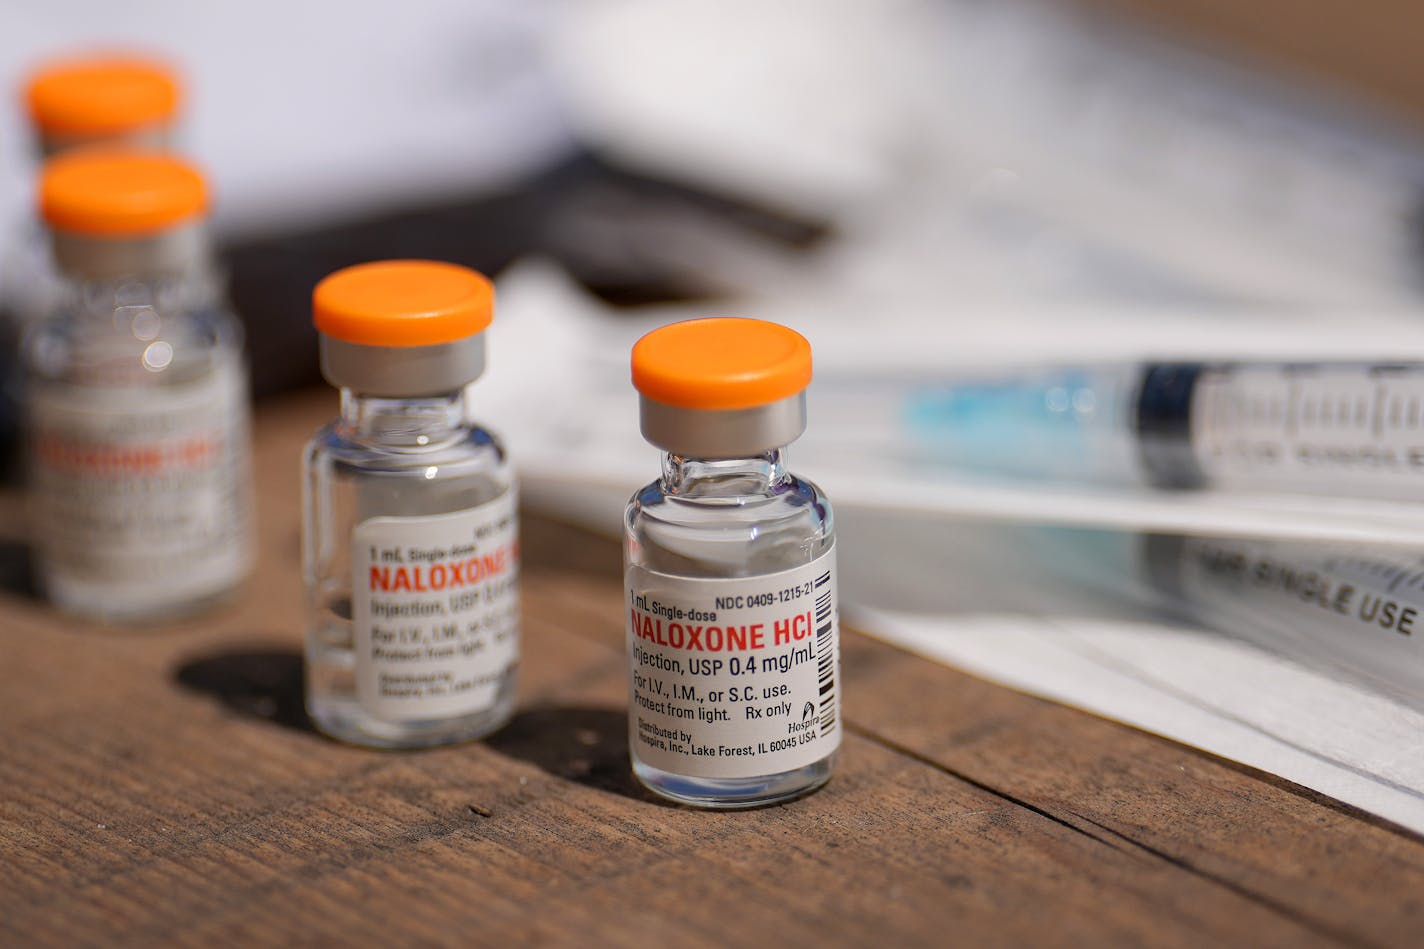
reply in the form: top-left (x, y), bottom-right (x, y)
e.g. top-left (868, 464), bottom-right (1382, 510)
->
top-left (1204, 368), bottom-right (1424, 438)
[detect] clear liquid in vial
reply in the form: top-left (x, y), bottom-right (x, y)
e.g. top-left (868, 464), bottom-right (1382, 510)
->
top-left (303, 413), bottom-right (517, 748)
top-left (625, 452), bottom-right (837, 807)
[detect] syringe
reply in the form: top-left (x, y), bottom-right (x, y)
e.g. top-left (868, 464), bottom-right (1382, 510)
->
top-left (907, 362), bottom-right (1424, 500)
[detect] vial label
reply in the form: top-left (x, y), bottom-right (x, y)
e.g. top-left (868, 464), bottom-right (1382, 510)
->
top-left (351, 493), bottom-right (519, 722)
top-left (27, 359), bottom-right (252, 609)
top-left (626, 546), bottom-right (840, 779)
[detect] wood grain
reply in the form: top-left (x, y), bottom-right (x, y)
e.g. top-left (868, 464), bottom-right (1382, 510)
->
top-left (0, 389), bottom-right (1420, 947)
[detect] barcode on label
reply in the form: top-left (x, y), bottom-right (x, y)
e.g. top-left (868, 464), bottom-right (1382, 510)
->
top-left (814, 569), bottom-right (837, 734)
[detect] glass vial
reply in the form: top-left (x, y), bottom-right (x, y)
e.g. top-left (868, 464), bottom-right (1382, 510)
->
top-left (625, 318), bottom-right (839, 808)
top-left (303, 260), bottom-right (519, 748)
top-left (2, 54), bottom-right (183, 472)
top-left (22, 151), bottom-right (253, 622)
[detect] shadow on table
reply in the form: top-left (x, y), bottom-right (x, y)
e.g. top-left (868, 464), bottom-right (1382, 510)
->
top-left (170, 653), bottom-right (650, 807)
top-left (0, 540), bottom-right (38, 600)
top-left (173, 647), bottom-right (313, 733)
top-left (488, 706), bottom-right (659, 803)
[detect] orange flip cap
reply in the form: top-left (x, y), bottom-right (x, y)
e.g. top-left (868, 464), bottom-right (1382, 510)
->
top-left (40, 150), bottom-right (207, 237)
top-left (632, 318), bottom-right (812, 410)
top-left (26, 54), bottom-right (180, 138)
top-left (313, 260), bottom-right (494, 348)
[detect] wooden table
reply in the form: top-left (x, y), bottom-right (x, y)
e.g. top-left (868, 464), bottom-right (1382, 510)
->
top-left (4, 389), bottom-right (1423, 947)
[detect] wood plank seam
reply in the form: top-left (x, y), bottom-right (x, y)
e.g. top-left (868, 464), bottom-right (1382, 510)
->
top-left (843, 718), bottom-right (1372, 949)
top-left (1064, 809), bottom-right (1378, 949)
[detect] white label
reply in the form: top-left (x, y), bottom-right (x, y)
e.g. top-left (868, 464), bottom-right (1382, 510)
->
top-left (1192, 366), bottom-right (1424, 494)
top-left (27, 360), bottom-right (253, 610)
top-left (1167, 535), bottom-right (1424, 702)
top-left (352, 493), bottom-right (519, 722)
top-left (625, 546), bottom-right (840, 779)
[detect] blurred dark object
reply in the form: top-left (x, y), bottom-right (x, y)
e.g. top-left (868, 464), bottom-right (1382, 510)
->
top-left (224, 149), bottom-right (830, 399)
top-left (0, 332), bottom-right (19, 484)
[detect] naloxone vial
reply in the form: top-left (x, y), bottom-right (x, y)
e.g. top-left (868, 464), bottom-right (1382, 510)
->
top-left (23, 151), bottom-right (253, 621)
top-left (625, 318), bottom-right (839, 807)
top-left (303, 260), bottom-right (519, 748)
top-left (1, 56), bottom-right (185, 468)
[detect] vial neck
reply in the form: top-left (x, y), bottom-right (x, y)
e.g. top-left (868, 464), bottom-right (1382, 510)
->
top-left (60, 271), bottom-right (216, 320)
top-left (340, 389), bottom-right (467, 447)
top-left (52, 224), bottom-right (212, 288)
top-left (36, 125), bottom-right (174, 160)
top-left (661, 450), bottom-right (789, 498)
